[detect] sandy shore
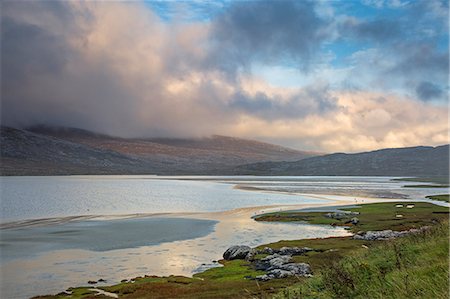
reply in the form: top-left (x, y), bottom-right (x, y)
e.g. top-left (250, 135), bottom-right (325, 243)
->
top-left (2, 191), bottom-right (443, 230)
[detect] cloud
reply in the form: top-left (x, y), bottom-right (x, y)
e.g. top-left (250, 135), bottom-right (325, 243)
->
top-left (0, 0), bottom-right (448, 152)
top-left (208, 0), bottom-right (330, 73)
top-left (415, 81), bottom-right (444, 101)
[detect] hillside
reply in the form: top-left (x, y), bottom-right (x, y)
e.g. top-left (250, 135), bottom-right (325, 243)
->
top-left (234, 145), bottom-right (450, 176)
top-left (1, 126), bottom-right (315, 175)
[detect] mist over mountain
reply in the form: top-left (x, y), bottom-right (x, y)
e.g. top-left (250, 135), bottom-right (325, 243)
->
top-left (1, 126), bottom-right (315, 175)
top-left (1, 126), bottom-right (447, 177)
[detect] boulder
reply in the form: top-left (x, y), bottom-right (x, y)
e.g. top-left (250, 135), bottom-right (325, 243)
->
top-left (345, 217), bottom-right (359, 225)
top-left (259, 247), bottom-right (275, 255)
top-left (325, 211), bottom-right (360, 220)
top-left (256, 263), bottom-right (312, 281)
top-left (279, 246), bottom-right (313, 256)
top-left (280, 263), bottom-right (311, 276)
top-left (245, 248), bottom-right (258, 261)
top-left (223, 245), bottom-right (252, 260)
top-left (254, 254), bottom-right (291, 271)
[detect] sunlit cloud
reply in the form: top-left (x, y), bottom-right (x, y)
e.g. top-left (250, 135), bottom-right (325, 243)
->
top-left (1, 0), bottom-right (448, 152)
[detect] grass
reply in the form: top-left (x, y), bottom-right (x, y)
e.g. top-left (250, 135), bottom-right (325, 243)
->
top-left (274, 220), bottom-right (449, 299)
top-left (33, 202), bottom-right (449, 299)
top-left (403, 184), bottom-right (449, 188)
top-left (426, 194), bottom-right (450, 203)
top-left (255, 202), bottom-right (449, 233)
top-left (392, 177), bottom-right (450, 184)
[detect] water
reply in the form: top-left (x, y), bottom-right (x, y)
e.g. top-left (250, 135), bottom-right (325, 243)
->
top-left (0, 175), bottom-right (448, 298)
top-left (1, 176), bottom-right (332, 223)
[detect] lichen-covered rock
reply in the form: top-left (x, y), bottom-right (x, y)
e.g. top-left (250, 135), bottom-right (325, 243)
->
top-left (256, 263), bottom-right (312, 280)
top-left (353, 226), bottom-right (431, 241)
top-left (279, 246), bottom-right (313, 256)
top-left (347, 217), bottom-right (359, 225)
top-left (325, 211), bottom-right (360, 220)
top-left (223, 245), bottom-right (252, 260)
top-left (259, 247), bottom-right (275, 255)
top-left (245, 248), bottom-right (258, 261)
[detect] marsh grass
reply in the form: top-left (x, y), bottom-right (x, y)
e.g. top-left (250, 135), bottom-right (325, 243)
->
top-left (274, 221), bottom-right (449, 299)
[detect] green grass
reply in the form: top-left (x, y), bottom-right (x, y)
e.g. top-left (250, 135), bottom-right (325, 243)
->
top-left (255, 202), bottom-right (449, 233)
top-left (392, 177), bottom-right (450, 184)
top-left (403, 184), bottom-right (449, 188)
top-left (426, 194), bottom-right (450, 203)
top-left (274, 221), bottom-right (450, 299)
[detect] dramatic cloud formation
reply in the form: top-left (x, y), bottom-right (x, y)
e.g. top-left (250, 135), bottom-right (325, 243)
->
top-left (1, 0), bottom-right (448, 152)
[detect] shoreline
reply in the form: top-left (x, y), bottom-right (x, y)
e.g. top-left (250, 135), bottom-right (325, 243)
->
top-left (2, 191), bottom-right (448, 230)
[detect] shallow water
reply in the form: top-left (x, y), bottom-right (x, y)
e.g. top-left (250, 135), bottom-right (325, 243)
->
top-left (1, 176), bottom-right (331, 223)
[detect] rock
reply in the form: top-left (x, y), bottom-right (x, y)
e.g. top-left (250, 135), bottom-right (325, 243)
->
top-left (280, 263), bottom-right (311, 276)
top-left (279, 246), bottom-right (313, 256)
top-left (256, 263), bottom-right (312, 280)
top-left (223, 245), bottom-right (252, 260)
top-left (264, 254), bottom-right (292, 270)
top-left (87, 280), bottom-right (97, 285)
top-left (254, 254), bottom-right (291, 271)
top-left (345, 217), bottom-right (359, 225)
top-left (245, 248), bottom-right (258, 261)
top-left (325, 211), bottom-right (360, 220)
top-left (259, 247), bottom-right (275, 255)
top-left (98, 278), bottom-right (107, 283)
top-left (353, 226), bottom-right (431, 241)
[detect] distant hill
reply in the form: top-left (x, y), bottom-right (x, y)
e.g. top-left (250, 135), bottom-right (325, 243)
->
top-left (233, 145), bottom-right (450, 176)
top-left (1, 126), bottom-right (315, 175)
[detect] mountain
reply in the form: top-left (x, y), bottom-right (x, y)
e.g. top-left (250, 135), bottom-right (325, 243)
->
top-left (1, 126), bottom-right (315, 175)
top-left (233, 145), bottom-right (450, 176)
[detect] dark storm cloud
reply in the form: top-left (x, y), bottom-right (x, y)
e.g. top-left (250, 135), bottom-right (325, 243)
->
top-left (209, 0), bottom-right (329, 73)
top-left (1, 17), bottom-right (69, 85)
top-left (415, 81), bottom-right (444, 101)
top-left (230, 85), bottom-right (336, 120)
top-left (339, 18), bottom-right (402, 43)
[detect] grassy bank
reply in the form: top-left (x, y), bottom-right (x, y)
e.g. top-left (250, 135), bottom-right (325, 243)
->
top-left (392, 177), bottom-right (450, 185)
top-left (426, 194), bottom-right (450, 203)
top-left (34, 202), bottom-right (449, 299)
top-left (392, 177), bottom-right (450, 189)
top-left (274, 220), bottom-right (449, 299)
top-left (254, 202), bottom-right (449, 232)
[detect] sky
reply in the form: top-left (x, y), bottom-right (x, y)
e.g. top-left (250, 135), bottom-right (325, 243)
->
top-left (1, 0), bottom-right (449, 152)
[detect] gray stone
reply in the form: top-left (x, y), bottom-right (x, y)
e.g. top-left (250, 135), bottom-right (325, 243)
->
top-left (259, 247), bottom-right (275, 255)
top-left (279, 246), bottom-right (313, 256)
top-left (245, 248), bottom-right (258, 261)
top-left (223, 245), bottom-right (252, 260)
top-left (280, 263), bottom-right (312, 276)
top-left (346, 217), bottom-right (359, 225)
top-left (325, 211), bottom-right (360, 220)
top-left (353, 226), bottom-right (431, 241)
top-left (255, 263), bottom-right (312, 280)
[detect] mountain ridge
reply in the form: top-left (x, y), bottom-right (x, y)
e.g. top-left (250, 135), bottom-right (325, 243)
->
top-left (1, 125), bottom-right (448, 176)
top-left (233, 144), bottom-right (449, 176)
top-left (1, 126), bottom-right (315, 175)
